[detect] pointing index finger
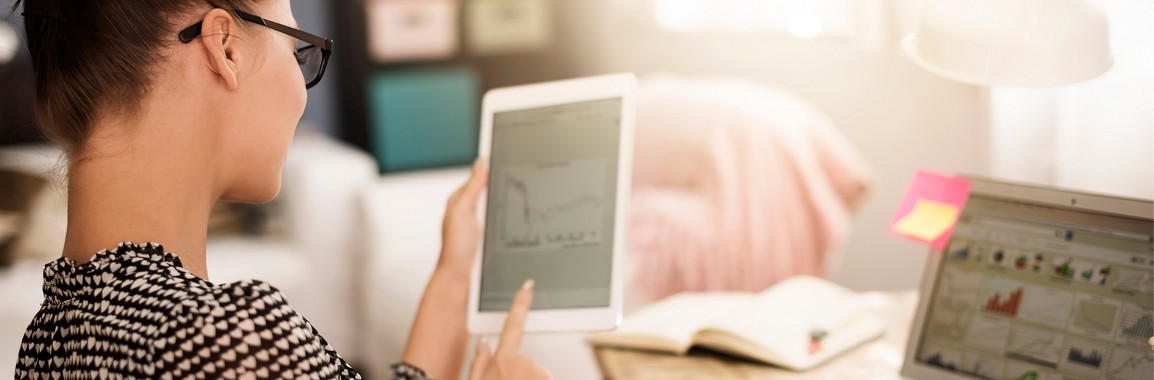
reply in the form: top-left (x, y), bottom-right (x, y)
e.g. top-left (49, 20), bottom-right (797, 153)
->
top-left (496, 279), bottom-right (534, 357)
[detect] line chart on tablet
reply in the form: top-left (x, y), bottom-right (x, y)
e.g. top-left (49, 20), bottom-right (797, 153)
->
top-left (495, 159), bottom-right (608, 251)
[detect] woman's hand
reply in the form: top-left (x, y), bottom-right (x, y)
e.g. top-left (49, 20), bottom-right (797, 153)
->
top-left (468, 280), bottom-right (551, 380)
top-left (400, 158), bottom-right (489, 378)
top-left (439, 158), bottom-right (489, 274)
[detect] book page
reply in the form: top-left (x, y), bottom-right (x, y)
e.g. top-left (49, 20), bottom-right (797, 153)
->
top-left (591, 291), bottom-right (918, 379)
top-left (588, 292), bottom-right (755, 353)
top-left (697, 276), bottom-right (879, 369)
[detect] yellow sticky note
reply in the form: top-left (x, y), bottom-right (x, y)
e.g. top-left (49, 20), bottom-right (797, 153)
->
top-left (892, 199), bottom-right (960, 242)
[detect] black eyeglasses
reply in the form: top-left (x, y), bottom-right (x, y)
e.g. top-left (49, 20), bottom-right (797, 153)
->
top-left (178, 10), bottom-right (333, 89)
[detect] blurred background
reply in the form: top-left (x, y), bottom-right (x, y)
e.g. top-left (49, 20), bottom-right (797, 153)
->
top-left (1, 0), bottom-right (1151, 378)
top-left (286, 0), bottom-right (1145, 291)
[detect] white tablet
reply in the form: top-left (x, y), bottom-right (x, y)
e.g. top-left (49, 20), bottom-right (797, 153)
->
top-left (467, 73), bottom-right (637, 334)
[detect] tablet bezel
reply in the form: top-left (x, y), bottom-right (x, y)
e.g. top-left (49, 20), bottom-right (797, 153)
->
top-left (467, 73), bottom-right (637, 334)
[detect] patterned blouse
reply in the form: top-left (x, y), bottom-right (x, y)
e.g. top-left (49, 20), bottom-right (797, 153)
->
top-left (14, 242), bottom-right (431, 380)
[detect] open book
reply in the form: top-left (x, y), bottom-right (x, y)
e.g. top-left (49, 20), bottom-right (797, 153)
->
top-left (587, 276), bottom-right (885, 371)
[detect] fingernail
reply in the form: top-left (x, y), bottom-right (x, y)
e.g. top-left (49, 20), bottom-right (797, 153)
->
top-left (522, 279), bottom-right (535, 291)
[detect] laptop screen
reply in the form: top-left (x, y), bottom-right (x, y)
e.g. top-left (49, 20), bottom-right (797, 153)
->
top-left (914, 193), bottom-right (1154, 379)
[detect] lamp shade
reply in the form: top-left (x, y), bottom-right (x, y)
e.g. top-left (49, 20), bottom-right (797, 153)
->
top-left (0, 21), bottom-right (18, 64)
top-left (903, 0), bottom-right (1113, 87)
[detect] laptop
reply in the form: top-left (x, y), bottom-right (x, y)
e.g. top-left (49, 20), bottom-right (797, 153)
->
top-left (899, 176), bottom-right (1153, 380)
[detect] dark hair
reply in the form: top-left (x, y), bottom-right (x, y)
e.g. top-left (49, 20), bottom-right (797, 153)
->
top-left (12, 0), bottom-right (259, 156)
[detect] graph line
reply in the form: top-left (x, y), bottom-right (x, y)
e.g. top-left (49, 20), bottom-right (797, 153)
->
top-left (1073, 300), bottom-right (1118, 331)
top-left (496, 159), bottom-right (607, 250)
top-left (504, 175), bottom-right (603, 235)
top-left (1104, 349), bottom-right (1154, 380)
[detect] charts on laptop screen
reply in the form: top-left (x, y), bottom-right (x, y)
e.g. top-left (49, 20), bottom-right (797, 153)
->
top-left (915, 195), bottom-right (1154, 380)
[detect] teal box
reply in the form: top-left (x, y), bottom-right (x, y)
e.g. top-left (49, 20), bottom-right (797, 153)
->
top-left (368, 66), bottom-right (479, 172)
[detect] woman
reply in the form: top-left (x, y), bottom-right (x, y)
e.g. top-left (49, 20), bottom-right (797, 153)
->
top-left (12, 0), bottom-right (547, 378)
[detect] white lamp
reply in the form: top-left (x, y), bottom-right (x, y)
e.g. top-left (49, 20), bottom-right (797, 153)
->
top-left (903, 0), bottom-right (1113, 86)
top-left (0, 21), bottom-right (19, 65)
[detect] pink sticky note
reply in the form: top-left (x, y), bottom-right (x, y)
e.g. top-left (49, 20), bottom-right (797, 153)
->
top-left (888, 170), bottom-right (971, 250)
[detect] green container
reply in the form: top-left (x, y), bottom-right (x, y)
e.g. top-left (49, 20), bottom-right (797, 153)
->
top-left (368, 66), bottom-right (479, 172)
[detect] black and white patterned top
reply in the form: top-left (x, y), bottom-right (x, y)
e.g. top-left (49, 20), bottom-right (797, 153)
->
top-left (14, 242), bottom-right (431, 380)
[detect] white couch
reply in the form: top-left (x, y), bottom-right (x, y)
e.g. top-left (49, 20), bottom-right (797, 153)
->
top-left (0, 134), bottom-right (379, 372)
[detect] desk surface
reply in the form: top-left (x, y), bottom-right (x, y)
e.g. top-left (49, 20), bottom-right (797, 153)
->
top-left (593, 291), bottom-right (920, 380)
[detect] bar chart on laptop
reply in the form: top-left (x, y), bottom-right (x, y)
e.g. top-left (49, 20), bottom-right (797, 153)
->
top-left (920, 344), bottom-right (962, 371)
top-left (980, 277), bottom-right (1023, 317)
top-left (1060, 337), bottom-right (1109, 376)
top-left (1120, 310), bottom-right (1153, 338)
top-left (494, 159), bottom-right (607, 251)
top-left (962, 353), bottom-right (1005, 379)
top-left (1117, 306), bottom-right (1154, 346)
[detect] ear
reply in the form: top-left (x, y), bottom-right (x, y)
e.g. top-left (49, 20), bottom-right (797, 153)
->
top-left (199, 9), bottom-right (241, 91)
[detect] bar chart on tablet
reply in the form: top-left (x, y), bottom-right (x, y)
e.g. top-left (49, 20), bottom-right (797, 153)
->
top-left (495, 159), bottom-right (607, 251)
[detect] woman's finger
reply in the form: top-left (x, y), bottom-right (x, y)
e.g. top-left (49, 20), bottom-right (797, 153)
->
top-left (495, 279), bottom-right (534, 357)
top-left (467, 338), bottom-right (492, 380)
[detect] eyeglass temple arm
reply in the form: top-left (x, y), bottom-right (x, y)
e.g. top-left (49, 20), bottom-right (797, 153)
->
top-left (178, 11), bottom-right (266, 43)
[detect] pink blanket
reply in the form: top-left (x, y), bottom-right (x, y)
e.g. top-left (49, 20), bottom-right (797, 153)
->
top-left (628, 76), bottom-right (872, 301)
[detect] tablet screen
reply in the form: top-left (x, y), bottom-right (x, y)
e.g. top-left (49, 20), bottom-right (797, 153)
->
top-left (479, 97), bottom-right (623, 311)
